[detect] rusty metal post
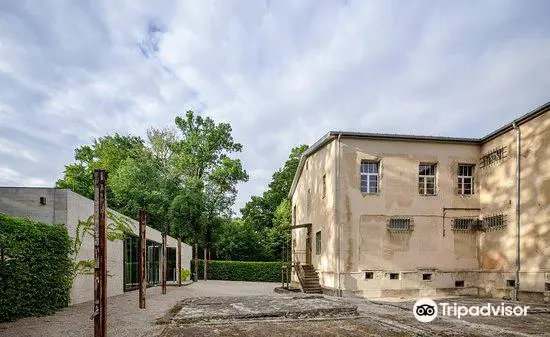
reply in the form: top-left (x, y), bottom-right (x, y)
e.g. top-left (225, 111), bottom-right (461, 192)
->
top-left (177, 238), bottom-right (182, 287)
top-left (162, 225), bottom-right (167, 294)
top-left (138, 210), bottom-right (147, 309)
top-left (93, 170), bottom-right (107, 337)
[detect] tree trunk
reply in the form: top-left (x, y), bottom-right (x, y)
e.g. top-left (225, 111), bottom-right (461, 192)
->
top-left (203, 247), bottom-right (207, 281)
top-left (194, 238), bottom-right (198, 282)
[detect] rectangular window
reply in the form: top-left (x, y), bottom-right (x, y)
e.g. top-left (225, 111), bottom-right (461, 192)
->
top-left (422, 273), bottom-right (432, 281)
top-left (480, 147), bottom-right (506, 168)
top-left (293, 205), bottom-right (296, 226)
top-left (458, 164), bottom-right (474, 195)
top-left (418, 164), bottom-right (437, 195)
top-left (452, 218), bottom-right (476, 231)
top-left (360, 161), bottom-right (379, 194)
top-left (365, 272), bottom-right (374, 279)
top-left (507, 279), bottom-right (515, 287)
top-left (455, 280), bottom-right (465, 287)
top-left (484, 214), bottom-right (506, 230)
top-left (389, 273), bottom-right (399, 280)
top-left (315, 231), bottom-right (321, 255)
top-left (322, 174), bottom-right (326, 199)
top-left (388, 218), bottom-right (411, 230)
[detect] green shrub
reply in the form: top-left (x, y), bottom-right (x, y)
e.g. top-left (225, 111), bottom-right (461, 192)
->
top-left (180, 268), bottom-right (190, 281)
top-left (191, 260), bottom-right (288, 282)
top-left (0, 213), bottom-right (73, 322)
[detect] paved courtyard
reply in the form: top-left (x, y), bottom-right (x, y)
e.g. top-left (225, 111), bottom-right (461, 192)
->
top-left (1, 281), bottom-right (549, 336)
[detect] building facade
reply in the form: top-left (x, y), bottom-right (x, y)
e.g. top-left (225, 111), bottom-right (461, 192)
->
top-left (0, 187), bottom-right (192, 305)
top-left (289, 102), bottom-right (549, 301)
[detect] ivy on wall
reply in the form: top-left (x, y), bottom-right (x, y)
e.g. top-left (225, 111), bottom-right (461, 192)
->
top-left (0, 213), bottom-right (73, 322)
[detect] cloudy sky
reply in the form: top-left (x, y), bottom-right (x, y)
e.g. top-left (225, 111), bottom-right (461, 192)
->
top-left (1, 0), bottom-right (549, 213)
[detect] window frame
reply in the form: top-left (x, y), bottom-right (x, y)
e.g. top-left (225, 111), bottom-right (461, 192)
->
top-left (418, 163), bottom-right (437, 196)
top-left (360, 161), bottom-right (380, 194)
top-left (315, 231), bottom-right (321, 255)
top-left (457, 164), bottom-right (475, 195)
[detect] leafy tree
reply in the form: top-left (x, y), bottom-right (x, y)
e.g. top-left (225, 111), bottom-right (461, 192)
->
top-left (213, 218), bottom-right (266, 262)
top-left (56, 133), bottom-right (146, 207)
top-left (240, 145), bottom-right (307, 261)
top-left (170, 111), bottom-right (248, 279)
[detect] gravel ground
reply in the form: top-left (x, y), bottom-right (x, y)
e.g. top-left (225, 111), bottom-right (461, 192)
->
top-left (0, 281), bottom-right (279, 337)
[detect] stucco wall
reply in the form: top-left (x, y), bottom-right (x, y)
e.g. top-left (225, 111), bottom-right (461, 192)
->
top-left (292, 139), bottom-right (337, 288)
top-left (0, 187), bottom-right (192, 304)
top-left (479, 112), bottom-right (550, 295)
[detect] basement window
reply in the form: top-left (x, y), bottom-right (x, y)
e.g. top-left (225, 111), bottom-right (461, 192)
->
top-left (389, 273), bottom-right (399, 280)
top-left (365, 272), bottom-right (374, 280)
top-left (388, 218), bottom-right (412, 231)
top-left (418, 164), bottom-right (437, 195)
top-left (40, 197), bottom-right (47, 205)
top-left (457, 164), bottom-right (475, 195)
top-left (455, 280), bottom-right (465, 287)
top-left (507, 280), bottom-right (515, 287)
top-left (452, 218), bottom-right (476, 231)
top-left (483, 214), bottom-right (506, 230)
top-left (480, 147), bottom-right (506, 168)
top-left (422, 274), bottom-right (432, 281)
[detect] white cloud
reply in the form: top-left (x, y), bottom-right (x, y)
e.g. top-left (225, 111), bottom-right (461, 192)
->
top-left (0, 0), bottom-right (549, 214)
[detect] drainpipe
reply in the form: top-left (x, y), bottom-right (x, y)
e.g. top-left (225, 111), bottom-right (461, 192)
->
top-left (336, 133), bottom-right (342, 297)
top-left (512, 122), bottom-right (521, 301)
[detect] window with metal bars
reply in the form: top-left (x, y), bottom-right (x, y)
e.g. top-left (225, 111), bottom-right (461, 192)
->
top-left (483, 214), bottom-right (506, 230)
top-left (452, 218), bottom-right (476, 231)
top-left (419, 164), bottom-right (437, 195)
top-left (360, 161), bottom-right (379, 194)
top-left (480, 147), bottom-right (506, 168)
top-left (388, 218), bottom-right (412, 231)
top-left (458, 164), bottom-right (474, 195)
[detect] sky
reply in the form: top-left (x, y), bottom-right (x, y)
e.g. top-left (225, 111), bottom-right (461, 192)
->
top-left (1, 0), bottom-right (549, 214)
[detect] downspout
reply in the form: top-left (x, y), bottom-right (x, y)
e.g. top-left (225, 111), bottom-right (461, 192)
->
top-left (512, 122), bottom-right (521, 301)
top-left (335, 134), bottom-right (342, 297)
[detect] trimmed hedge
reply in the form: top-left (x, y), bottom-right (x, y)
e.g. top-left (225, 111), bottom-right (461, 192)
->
top-left (0, 213), bottom-right (73, 322)
top-left (191, 260), bottom-right (289, 282)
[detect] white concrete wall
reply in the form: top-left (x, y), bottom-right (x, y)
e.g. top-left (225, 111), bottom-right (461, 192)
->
top-left (0, 187), bottom-right (192, 304)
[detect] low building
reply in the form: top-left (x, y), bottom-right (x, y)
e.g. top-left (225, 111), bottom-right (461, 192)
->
top-left (289, 102), bottom-right (549, 301)
top-left (0, 187), bottom-right (192, 305)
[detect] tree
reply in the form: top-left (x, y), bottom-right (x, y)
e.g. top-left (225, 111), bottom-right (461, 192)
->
top-left (56, 133), bottom-right (146, 207)
top-left (170, 111), bottom-right (248, 280)
top-left (240, 145), bottom-right (308, 261)
top-left (213, 218), bottom-right (266, 261)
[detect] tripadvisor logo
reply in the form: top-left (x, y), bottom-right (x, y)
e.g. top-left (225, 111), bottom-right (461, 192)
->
top-left (413, 298), bottom-right (530, 322)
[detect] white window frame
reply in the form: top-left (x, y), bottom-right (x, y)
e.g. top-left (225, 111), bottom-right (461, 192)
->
top-left (458, 164), bottom-right (474, 195)
top-left (360, 161), bottom-right (379, 194)
top-left (418, 164), bottom-right (437, 195)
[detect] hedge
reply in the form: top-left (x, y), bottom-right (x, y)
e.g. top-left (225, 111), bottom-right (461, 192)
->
top-left (191, 260), bottom-right (290, 282)
top-left (0, 213), bottom-right (73, 322)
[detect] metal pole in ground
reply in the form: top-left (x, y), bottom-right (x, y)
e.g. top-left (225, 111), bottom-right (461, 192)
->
top-left (177, 238), bottom-right (182, 287)
top-left (162, 224), bottom-right (167, 294)
top-left (93, 169), bottom-right (107, 337)
top-left (138, 210), bottom-right (147, 309)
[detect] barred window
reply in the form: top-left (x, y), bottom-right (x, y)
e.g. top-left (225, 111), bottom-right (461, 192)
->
top-left (360, 161), bottom-right (379, 194)
top-left (458, 165), bottom-right (474, 195)
top-left (480, 147), bottom-right (506, 168)
top-left (419, 164), bottom-right (437, 195)
top-left (453, 218), bottom-right (476, 230)
top-left (484, 214), bottom-right (506, 229)
top-left (389, 218), bottom-right (411, 230)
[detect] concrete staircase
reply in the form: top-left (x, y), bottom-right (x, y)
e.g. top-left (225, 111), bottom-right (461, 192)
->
top-left (299, 264), bottom-right (323, 294)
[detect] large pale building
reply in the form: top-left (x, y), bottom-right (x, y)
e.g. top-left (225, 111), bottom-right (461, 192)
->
top-left (289, 102), bottom-right (549, 302)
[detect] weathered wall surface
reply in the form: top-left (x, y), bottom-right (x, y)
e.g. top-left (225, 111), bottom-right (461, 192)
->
top-left (479, 112), bottom-right (550, 297)
top-left (338, 138), bottom-right (481, 296)
top-left (292, 139), bottom-right (337, 288)
top-left (0, 187), bottom-right (192, 304)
